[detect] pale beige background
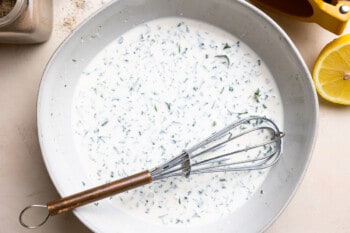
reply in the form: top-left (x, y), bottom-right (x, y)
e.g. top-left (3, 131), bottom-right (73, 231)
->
top-left (1, 1), bottom-right (349, 232)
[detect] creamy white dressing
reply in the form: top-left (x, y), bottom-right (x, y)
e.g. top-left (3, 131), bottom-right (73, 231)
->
top-left (72, 17), bottom-right (283, 226)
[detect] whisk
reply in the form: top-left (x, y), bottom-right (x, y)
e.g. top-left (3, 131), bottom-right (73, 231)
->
top-left (19, 116), bottom-right (284, 229)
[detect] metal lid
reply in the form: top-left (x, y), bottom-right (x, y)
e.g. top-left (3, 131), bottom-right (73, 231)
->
top-left (0, 0), bottom-right (27, 27)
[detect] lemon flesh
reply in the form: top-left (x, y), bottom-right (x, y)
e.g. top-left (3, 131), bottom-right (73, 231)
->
top-left (313, 34), bottom-right (350, 105)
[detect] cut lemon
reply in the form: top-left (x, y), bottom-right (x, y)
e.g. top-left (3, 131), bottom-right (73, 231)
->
top-left (313, 34), bottom-right (350, 105)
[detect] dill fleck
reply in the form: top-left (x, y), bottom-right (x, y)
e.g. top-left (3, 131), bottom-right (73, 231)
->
top-left (237, 111), bottom-right (248, 116)
top-left (154, 105), bottom-right (158, 112)
top-left (257, 59), bottom-right (261, 66)
top-left (205, 54), bottom-right (209, 59)
top-left (178, 198), bottom-right (181, 204)
top-left (101, 120), bottom-right (109, 127)
top-left (262, 104), bottom-right (267, 109)
top-left (223, 43), bottom-right (231, 49)
top-left (219, 178), bottom-right (226, 182)
top-left (254, 88), bottom-right (261, 103)
top-left (193, 86), bottom-right (198, 91)
top-left (165, 102), bottom-right (171, 111)
top-left (177, 22), bottom-right (184, 27)
top-left (72, 59), bottom-right (77, 62)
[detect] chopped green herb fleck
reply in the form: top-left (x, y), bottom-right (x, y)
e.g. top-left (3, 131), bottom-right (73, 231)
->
top-left (205, 54), bottom-right (209, 59)
top-left (254, 88), bottom-right (261, 103)
top-left (177, 22), bottom-right (184, 27)
top-left (223, 43), bottom-right (231, 49)
top-left (262, 104), bottom-right (267, 109)
top-left (72, 59), bottom-right (77, 62)
top-left (212, 121), bottom-right (217, 127)
top-left (178, 198), bottom-right (181, 204)
top-left (193, 86), bottom-right (198, 91)
top-left (219, 178), bottom-right (226, 182)
top-left (154, 105), bottom-right (158, 112)
top-left (165, 102), bottom-right (171, 111)
top-left (237, 111), bottom-right (248, 116)
top-left (101, 120), bottom-right (109, 127)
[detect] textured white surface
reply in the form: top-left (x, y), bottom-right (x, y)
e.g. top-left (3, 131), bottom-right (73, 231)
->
top-left (0, 1), bottom-right (349, 233)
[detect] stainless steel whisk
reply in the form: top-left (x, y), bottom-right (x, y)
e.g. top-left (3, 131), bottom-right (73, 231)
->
top-left (19, 116), bottom-right (284, 229)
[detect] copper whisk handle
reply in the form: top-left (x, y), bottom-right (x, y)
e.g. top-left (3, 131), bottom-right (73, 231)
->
top-left (48, 170), bottom-right (152, 215)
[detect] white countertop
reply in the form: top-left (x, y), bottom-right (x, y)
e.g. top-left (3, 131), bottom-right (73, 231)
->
top-left (1, 1), bottom-right (349, 232)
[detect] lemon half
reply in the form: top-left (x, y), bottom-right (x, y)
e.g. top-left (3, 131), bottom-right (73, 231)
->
top-left (313, 34), bottom-right (350, 105)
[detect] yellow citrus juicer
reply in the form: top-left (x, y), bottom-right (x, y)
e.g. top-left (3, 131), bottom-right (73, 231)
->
top-left (250, 0), bottom-right (350, 34)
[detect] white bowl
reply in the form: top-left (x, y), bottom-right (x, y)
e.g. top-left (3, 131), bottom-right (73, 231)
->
top-left (38, 0), bottom-right (318, 232)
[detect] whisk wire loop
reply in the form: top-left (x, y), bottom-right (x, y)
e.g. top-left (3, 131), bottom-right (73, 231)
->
top-left (151, 116), bottom-right (284, 180)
